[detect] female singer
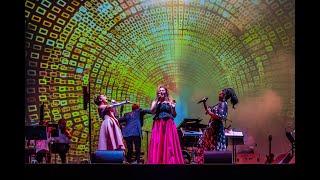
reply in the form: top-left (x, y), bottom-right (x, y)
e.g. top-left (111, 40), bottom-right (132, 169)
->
top-left (94, 94), bottom-right (130, 150)
top-left (147, 85), bottom-right (184, 164)
top-left (198, 88), bottom-right (238, 155)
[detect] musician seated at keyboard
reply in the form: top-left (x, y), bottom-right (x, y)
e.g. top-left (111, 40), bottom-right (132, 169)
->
top-left (51, 119), bottom-right (71, 163)
top-left (28, 120), bottom-right (52, 164)
top-left (199, 88), bottom-right (238, 151)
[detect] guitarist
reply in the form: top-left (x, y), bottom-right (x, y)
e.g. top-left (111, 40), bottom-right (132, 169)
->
top-left (265, 135), bottom-right (274, 164)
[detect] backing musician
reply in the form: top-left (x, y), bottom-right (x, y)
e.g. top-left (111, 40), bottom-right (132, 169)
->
top-left (27, 120), bottom-right (52, 163)
top-left (51, 119), bottom-right (72, 163)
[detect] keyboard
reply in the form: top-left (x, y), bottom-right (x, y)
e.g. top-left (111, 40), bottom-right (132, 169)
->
top-left (225, 130), bottom-right (243, 137)
top-left (181, 128), bottom-right (203, 137)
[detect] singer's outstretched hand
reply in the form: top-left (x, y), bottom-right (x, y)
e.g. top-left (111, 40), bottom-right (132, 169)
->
top-left (125, 99), bottom-right (131, 104)
top-left (197, 97), bottom-right (208, 104)
top-left (171, 100), bottom-right (176, 108)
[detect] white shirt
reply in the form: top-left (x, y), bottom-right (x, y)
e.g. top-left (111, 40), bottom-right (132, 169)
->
top-left (52, 129), bottom-right (71, 144)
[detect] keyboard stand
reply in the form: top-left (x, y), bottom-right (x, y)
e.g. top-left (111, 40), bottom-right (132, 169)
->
top-left (225, 130), bottom-right (244, 164)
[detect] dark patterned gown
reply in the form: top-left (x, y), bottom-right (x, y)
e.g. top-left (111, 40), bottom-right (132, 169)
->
top-left (195, 101), bottom-right (228, 164)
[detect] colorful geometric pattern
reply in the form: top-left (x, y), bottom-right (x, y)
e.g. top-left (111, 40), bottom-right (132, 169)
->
top-left (25, 0), bottom-right (294, 163)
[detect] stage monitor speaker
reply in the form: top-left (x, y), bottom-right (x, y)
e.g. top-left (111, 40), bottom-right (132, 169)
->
top-left (92, 150), bottom-right (124, 163)
top-left (279, 153), bottom-right (293, 164)
top-left (204, 151), bottom-right (232, 164)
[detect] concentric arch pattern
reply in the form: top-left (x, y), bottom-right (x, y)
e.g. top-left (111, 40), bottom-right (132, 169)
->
top-left (25, 0), bottom-right (294, 163)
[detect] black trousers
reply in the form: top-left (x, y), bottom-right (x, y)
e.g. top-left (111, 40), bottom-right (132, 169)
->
top-left (124, 136), bottom-right (141, 162)
top-left (50, 143), bottom-right (70, 163)
top-left (59, 144), bottom-right (70, 163)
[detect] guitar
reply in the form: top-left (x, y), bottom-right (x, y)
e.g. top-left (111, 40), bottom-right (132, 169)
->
top-left (265, 135), bottom-right (274, 164)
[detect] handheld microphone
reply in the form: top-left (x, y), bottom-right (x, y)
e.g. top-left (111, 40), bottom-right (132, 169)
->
top-left (197, 97), bottom-right (208, 104)
top-left (125, 99), bottom-right (132, 104)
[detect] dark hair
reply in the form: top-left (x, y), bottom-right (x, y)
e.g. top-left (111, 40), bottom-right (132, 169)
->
top-left (58, 119), bottom-right (66, 125)
top-left (94, 95), bottom-right (102, 106)
top-left (58, 119), bottom-right (67, 130)
top-left (223, 88), bottom-right (238, 109)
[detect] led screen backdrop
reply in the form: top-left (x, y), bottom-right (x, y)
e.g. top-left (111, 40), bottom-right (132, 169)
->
top-left (25, 0), bottom-right (294, 163)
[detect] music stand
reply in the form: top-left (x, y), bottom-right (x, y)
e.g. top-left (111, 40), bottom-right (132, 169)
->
top-left (25, 126), bottom-right (47, 140)
top-left (225, 130), bottom-right (244, 164)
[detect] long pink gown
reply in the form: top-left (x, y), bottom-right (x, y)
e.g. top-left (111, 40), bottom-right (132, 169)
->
top-left (98, 107), bottom-right (125, 150)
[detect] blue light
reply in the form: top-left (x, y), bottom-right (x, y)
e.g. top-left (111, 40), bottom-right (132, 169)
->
top-left (97, 2), bottom-right (112, 14)
top-left (76, 67), bottom-right (83, 73)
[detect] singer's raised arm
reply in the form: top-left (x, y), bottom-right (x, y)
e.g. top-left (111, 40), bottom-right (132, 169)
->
top-left (202, 100), bottom-right (214, 117)
top-left (110, 100), bottom-right (130, 108)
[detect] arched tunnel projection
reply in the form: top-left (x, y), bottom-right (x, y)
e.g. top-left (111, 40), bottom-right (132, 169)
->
top-left (25, 0), bottom-right (294, 164)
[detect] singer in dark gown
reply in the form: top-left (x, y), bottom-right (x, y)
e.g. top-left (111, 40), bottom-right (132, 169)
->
top-left (196, 88), bottom-right (238, 164)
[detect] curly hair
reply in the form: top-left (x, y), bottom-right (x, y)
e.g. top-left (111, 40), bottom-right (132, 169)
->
top-left (223, 88), bottom-right (238, 109)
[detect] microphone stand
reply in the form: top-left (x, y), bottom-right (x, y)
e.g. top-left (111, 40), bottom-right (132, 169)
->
top-left (89, 81), bottom-right (92, 163)
top-left (143, 130), bottom-right (151, 159)
top-left (224, 119), bottom-right (232, 150)
top-left (86, 81), bottom-right (92, 163)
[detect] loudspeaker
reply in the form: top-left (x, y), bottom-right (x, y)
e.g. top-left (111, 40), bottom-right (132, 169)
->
top-left (204, 151), bottom-right (232, 164)
top-left (91, 150), bottom-right (124, 163)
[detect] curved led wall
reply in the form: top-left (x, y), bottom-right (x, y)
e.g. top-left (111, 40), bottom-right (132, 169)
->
top-left (25, 0), bottom-right (295, 163)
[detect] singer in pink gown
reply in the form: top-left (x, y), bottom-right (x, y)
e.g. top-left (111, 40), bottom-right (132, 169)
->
top-left (147, 86), bottom-right (184, 164)
top-left (94, 95), bottom-right (130, 150)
